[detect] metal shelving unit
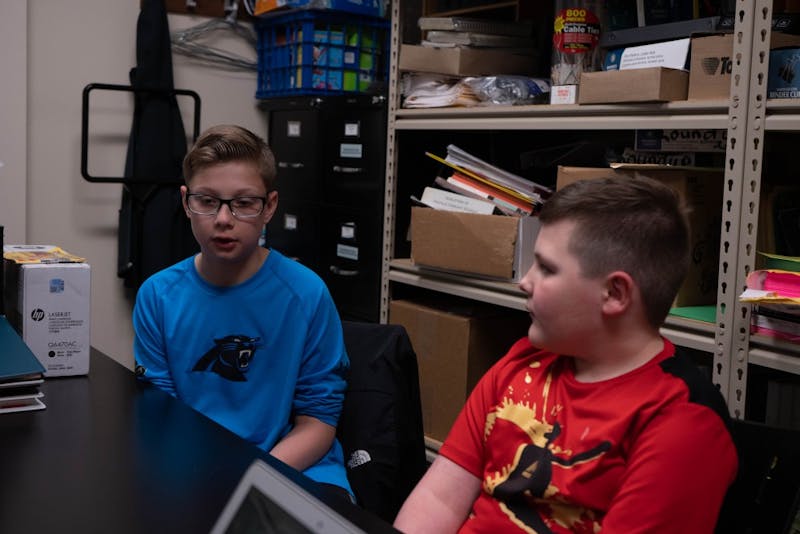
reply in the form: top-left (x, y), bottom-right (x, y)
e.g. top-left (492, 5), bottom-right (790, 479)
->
top-left (394, 100), bottom-right (730, 130)
top-left (380, 0), bottom-right (800, 419)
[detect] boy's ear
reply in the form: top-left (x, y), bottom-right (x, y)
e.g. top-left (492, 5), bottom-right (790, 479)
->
top-left (262, 190), bottom-right (279, 224)
top-left (601, 271), bottom-right (635, 316)
top-left (180, 185), bottom-right (191, 218)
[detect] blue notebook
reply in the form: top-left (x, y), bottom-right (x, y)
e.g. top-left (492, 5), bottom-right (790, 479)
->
top-left (0, 315), bottom-right (45, 382)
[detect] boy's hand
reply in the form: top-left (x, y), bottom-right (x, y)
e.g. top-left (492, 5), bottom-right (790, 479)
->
top-left (270, 415), bottom-right (336, 472)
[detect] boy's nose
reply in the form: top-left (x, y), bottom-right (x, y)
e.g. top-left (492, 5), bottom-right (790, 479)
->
top-left (215, 203), bottom-right (235, 222)
top-left (519, 275), bottom-right (532, 296)
top-left (519, 267), bottom-right (535, 295)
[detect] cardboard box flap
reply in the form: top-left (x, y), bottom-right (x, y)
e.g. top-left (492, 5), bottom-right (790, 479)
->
top-left (516, 215), bottom-right (538, 280)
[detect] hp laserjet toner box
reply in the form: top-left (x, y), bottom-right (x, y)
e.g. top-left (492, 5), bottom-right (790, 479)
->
top-left (3, 245), bottom-right (91, 377)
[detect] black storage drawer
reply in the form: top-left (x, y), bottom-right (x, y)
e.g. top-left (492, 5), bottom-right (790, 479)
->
top-left (322, 104), bottom-right (387, 207)
top-left (318, 203), bottom-right (383, 322)
top-left (261, 95), bottom-right (387, 321)
top-left (269, 108), bottom-right (322, 200)
top-left (266, 200), bottom-right (321, 270)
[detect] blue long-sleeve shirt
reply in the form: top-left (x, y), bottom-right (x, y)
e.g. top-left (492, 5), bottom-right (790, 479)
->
top-left (133, 250), bottom-right (351, 492)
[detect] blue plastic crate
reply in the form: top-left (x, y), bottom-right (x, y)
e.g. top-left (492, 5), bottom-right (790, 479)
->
top-left (256, 10), bottom-right (389, 98)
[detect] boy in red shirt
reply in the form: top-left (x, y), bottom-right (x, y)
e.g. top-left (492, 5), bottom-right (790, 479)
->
top-left (395, 176), bottom-right (737, 533)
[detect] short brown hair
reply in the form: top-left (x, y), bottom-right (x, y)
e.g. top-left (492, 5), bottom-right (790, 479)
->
top-left (182, 124), bottom-right (277, 191)
top-left (539, 176), bottom-right (690, 328)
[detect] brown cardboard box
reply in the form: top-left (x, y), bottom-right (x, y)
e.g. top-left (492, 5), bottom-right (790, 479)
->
top-left (689, 32), bottom-right (800, 100)
top-left (687, 33), bottom-right (733, 100)
top-left (389, 298), bottom-right (529, 442)
top-left (555, 166), bottom-right (723, 307)
top-left (578, 67), bottom-right (689, 104)
top-left (399, 44), bottom-right (536, 76)
top-left (410, 207), bottom-right (540, 282)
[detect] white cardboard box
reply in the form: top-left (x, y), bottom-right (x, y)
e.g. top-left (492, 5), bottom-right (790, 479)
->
top-left (3, 246), bottom-right (91, 377)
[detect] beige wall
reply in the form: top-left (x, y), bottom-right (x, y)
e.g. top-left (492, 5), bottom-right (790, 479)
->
top-left (0, 0), bottom-right (28, 245)
top-left (3, 1), bottom-right (268, 368)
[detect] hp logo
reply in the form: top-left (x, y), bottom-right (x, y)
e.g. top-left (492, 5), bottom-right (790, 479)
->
top-left (31, 309), bottom-right (45, 321)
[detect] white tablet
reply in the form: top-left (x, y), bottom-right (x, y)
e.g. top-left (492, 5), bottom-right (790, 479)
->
top-left (210, 459), bottom-right (366, 534)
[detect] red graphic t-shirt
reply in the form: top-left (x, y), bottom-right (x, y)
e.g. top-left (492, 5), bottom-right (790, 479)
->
top-left (440, 337), bottom-right (737, 534)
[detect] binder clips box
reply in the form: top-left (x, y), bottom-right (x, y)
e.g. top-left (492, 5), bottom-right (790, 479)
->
top-left (767, 33), bottom-right (800, 98)
top-left (410, 207), bottom-right (540, 282)
top-left (3, 245), bottom-right (91, 377)
top-left (556, 166), bottom-right (723, 307)
top-left (399, 44), bottom-right (534, 76)
top-left (578, 68), bottom-right (688, 104)
top-left (769, 47), bottom-right (800, 98)
top-left (389, 298), bottom-right (529, 442)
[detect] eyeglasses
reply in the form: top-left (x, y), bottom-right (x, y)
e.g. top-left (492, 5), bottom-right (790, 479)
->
top-left (186, 192), bottom-right (267, 219)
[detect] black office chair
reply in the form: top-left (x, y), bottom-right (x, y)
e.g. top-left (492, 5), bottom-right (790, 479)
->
top-left (337, 321), bottom-right (428, 524)
top-left (715, 419), bottom-right (800, 533)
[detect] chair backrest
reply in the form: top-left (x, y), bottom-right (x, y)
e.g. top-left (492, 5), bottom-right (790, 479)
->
top-left (715, 419), bottom-right (800, 533)
top-left (337, 320), bottom-right (428, 524)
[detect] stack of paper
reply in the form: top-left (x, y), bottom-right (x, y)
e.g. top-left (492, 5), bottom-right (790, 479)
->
top-left (0, 316), bottom-right (46, 413)
top-left (402, 74), bottom-right (480, 108)
top-left (418, 17), bottom-right (535, 51)
top-left (423, 145), bottom-right (552, 216)
top-left (740, 256), bottom-right (800, 342)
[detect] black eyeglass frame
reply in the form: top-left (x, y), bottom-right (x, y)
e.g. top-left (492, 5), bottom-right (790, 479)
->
top-left (185, 192), bottom-right (270, 219)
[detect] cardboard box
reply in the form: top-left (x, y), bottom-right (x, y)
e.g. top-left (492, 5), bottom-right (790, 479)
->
top-left (768, 47), bottom-right (800, 99)
top-left (254, 0), bottom-right (384, 17)
top-left (765, 33), bottom-right (800, 99)
top-left (687, 33), bottom-right (733, 100)
top-left (410, 207), bottom-right (540, 282)
top-left (399, 44), bottom-right (535, 76)
top-left (555, 166), bottom-right (723, 307)
top-left (689, 32), bottom-right (800, 100)
top-left (389, 298), bottom-right (529, 442)
top-left (3, 246), bottom-right (91, 377)
top-left (579, 67), bottom-right (688, 104)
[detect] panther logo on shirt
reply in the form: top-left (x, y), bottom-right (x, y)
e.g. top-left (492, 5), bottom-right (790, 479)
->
top-left (192, 335), bottom-right (261, 381)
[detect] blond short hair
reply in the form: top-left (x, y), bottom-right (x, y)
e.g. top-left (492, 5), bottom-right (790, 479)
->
top-left (183, 124), bottom-right (277, 191)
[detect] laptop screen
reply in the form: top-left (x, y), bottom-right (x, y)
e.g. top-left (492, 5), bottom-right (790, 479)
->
top-left (223, 485), bottom-right (313, 534)
top-left (211, 459), bottom-right (365, 534)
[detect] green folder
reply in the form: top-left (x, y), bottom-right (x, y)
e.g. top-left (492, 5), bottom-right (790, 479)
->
top-left (669, 305), bottom-right (717, 324)
top-left (0, 316), bottom-right (45, 381)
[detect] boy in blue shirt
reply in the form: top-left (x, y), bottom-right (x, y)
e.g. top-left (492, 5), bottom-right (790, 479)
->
top-left (133, 124), bottom-right (351, 495)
